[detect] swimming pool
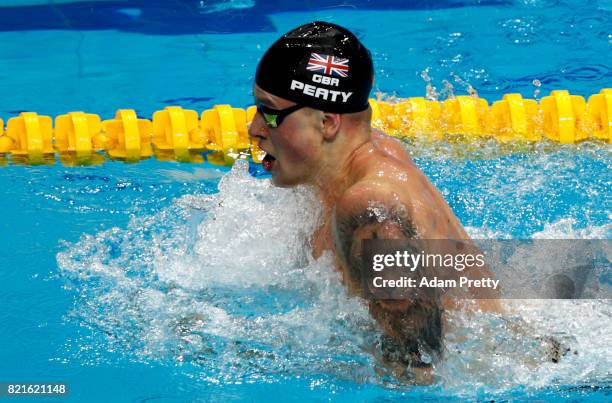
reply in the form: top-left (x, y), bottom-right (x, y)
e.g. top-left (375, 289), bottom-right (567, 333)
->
top-left (0, 0), bottom-right (610, 401)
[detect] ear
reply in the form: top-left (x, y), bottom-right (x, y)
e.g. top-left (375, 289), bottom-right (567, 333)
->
top-left (321, 112), bottom-right (341, 141)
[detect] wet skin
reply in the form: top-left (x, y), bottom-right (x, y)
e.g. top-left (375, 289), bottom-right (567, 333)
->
top-left (249, 85), bottom-right (501, 376)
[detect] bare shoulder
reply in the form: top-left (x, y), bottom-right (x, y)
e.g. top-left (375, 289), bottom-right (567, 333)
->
top-left (336, 178), bottom-right (411, 223)
top-left (333, 178), bottom-right (416, 263)
top-left (371, 129), bottom-right (412, 162)
top-left (337, 179), bottom-right (393, 215)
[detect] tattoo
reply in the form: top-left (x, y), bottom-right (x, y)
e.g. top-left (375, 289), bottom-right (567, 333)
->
top-left (374, 299), bottom-right (443, 368)
top-left (332, 204), bottom-right (417, 264)
top-left (332, 203), bottom-right (443, 368)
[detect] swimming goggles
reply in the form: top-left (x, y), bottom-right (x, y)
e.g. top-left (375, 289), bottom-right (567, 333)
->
top-left (256, 102), bottom-right (305, 128)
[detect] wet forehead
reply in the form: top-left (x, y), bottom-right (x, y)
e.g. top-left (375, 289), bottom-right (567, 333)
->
top-left (253, 84), bottom-right (295, 108)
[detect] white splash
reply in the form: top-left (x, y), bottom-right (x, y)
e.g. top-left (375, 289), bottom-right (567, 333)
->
top-left (56, 161), bottom-right (611, 394)
top-left (57, 161), bottom-right (377, 384)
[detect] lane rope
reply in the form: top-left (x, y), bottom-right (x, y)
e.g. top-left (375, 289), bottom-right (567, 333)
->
top-left (0, 88), bottom-right (609, 165)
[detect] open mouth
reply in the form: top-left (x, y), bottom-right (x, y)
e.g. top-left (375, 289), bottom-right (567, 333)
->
top-left (262, 153), bottom-right (276, 172)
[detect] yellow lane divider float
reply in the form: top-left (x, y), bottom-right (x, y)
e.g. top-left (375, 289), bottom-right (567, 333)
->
top-left (103, 109), bottom-right (153, 161)
top-left (0, 88), bottom-right (609, 166)
top-left (490, 93), bottom-right (540, 142)
top-left (201, 104), bottom-right (251, 165)
top-left (2, 112), bottom-right (55, 164)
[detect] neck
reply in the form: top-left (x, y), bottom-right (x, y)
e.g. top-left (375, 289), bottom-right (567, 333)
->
top-left (312, 124), bottom-right (371, 211)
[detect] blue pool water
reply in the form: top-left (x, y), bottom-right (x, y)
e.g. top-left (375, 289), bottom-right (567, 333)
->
top-left (0, 0), bottom-right (610, 401)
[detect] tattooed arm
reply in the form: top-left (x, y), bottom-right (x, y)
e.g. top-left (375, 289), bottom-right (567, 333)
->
top-left (332, 182), bottom-right (417, 296)
top-left (332, 181), bottom-right (443, 377)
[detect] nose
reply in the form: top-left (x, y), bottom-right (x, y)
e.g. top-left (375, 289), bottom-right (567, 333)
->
top-left (248, 111), bottom-right (269, 142)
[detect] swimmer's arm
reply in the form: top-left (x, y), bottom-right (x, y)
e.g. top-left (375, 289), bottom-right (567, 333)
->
top-left (332, 182), bottom-right (416, 282)
top-left (332, 181), bottom-right (502, 312)
top-left (332, 182), bottom-right (438, 379)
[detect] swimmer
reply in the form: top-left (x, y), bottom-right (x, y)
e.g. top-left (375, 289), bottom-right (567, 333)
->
top-left (248, 21), bottom-right (501, 378)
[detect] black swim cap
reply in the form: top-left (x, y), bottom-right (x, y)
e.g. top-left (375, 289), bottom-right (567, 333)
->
top-left (255, 21), bottom-right (374, 114)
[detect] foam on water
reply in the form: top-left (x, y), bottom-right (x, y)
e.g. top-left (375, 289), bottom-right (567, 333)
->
top-left (439, 217), bottom-right (612, 393)
top-left (56, 159), bottom-right (611, 396)
top-left (57, 161), bottom-right (380, 385)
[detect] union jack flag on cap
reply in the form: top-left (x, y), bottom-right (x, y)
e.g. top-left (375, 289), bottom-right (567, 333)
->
top-left (306, 53), bottom-right (350, 77)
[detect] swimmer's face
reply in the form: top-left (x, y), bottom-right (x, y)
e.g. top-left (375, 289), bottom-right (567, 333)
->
top-left (249, 85), bottom-right (324, 187)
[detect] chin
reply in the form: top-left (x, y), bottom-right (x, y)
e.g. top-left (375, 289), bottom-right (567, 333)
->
top-left (271, 172), bottom-right (306, 188)
top-left (271, 178), bottom-right (293, 188)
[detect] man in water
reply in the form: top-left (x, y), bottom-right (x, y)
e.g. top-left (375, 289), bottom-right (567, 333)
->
top-left (248, 21), bottom-right (500, 377)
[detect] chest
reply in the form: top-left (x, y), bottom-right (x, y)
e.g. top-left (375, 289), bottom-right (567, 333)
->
top-left (311, 217), bottom-right (334, 260)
